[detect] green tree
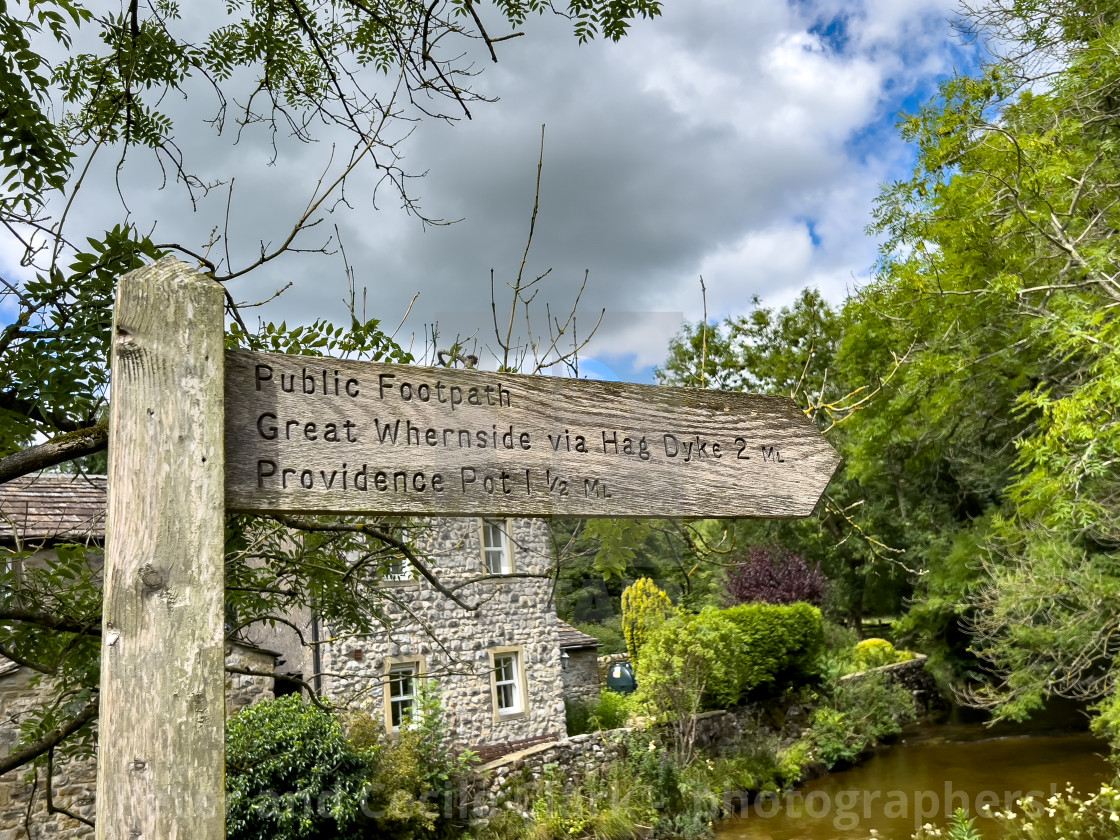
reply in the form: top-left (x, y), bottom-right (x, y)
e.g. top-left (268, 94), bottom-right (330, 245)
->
top-left (853, 0), bottom-right (1120, 719)
top-left (658, 290), bottom-right (920, 630)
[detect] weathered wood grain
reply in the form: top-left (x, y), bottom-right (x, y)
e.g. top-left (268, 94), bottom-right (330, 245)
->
top-left (98, 257), bottom-right (226, 839)
top-left (225, 350), bottom-right (841, 518)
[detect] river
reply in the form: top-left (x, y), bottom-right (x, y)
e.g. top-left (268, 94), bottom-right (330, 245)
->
top-left (714, 719), bottom-right (1112, 840)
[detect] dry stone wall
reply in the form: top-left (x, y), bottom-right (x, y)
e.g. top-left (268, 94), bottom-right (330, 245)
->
top-left (320, 517), bottom-right (565, 753)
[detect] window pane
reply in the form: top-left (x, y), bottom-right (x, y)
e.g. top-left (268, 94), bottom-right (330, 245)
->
top-left (482, 520), bottom-right (510, 574)
top-left (494, 653), bottom-right (520, 713)
top-left (389, 663), bottom-right (418, 729)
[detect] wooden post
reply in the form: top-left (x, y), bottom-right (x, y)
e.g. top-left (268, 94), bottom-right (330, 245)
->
top-left (97, 257), bottom-right (227, 839)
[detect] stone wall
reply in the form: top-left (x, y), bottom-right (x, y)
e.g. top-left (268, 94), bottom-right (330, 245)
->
top-left (561, 648), bottom-right (601, 702)
top-left (468, 729), bottom-right (631, 821)
top-left (0, 642), bottom-right (275, 839)
top-left (225, 642), bottom-right (279, 716)
top-left (320, 517), bottom-right (565, 754)
top-left (840, 654), bottom-right (944, 716)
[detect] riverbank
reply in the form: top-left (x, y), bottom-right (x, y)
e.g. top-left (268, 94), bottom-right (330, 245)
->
top-left (714, 723), bottom-right (1112, 840)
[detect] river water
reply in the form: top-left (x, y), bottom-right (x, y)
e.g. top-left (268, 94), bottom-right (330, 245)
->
top-left (714, 721), bottom-right (1112, 840)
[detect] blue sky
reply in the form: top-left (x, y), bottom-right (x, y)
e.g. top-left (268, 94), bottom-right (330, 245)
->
top-left (1, 0), bottom-right (980, 385)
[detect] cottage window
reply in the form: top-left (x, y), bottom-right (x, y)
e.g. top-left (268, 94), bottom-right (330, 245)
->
top-left (384, 523), bottom-right (413, 582)
top-left (385, 556), bottom-right (410, 582)
top-left (489, 649), bottom-right (526, 719)
top-left (481, 519), bottom-right (513, 574)
top-left (387, 662), bottom-right (420, 730)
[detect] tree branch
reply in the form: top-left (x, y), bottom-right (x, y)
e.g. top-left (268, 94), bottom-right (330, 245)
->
top-left (0, 699), bottom-right (99, 778)
top-left (0, 422), bottom-right (108, 484)
top-left (0, 609), bottom-right (101, 637)
top-left (269, 514), bottom-right (481, 611)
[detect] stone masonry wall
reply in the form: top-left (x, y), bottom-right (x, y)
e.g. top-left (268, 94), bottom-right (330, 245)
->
top-left (0, 642), bottom-right (275, 840)
top-left (561, 649), bottom-right (601, 702)
top-left (320, 517), bottom-right (565, 753)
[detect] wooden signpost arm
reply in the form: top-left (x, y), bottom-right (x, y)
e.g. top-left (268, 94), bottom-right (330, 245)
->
top-left (97, 257), bottom-right (227, 839)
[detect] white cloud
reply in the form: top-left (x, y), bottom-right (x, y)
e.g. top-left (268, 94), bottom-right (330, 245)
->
top-left (3, 0), bottom-right (973, 383)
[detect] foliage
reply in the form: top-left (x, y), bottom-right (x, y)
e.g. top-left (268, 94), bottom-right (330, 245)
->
top-left (525, 760), bottom-right (654, 840)
top-left (636, 603), bottom-right (823, 763)
top-left (724, 545), bottom-right (827, 607)
top-left (620, 577), bottom-right (676, 667)
top-left (801, 670), bottom-right (915, 769)
top-left (848, 0), bottom-right (1120, 720)
top-left (348, 683), bottom-right (478, 838)
top-left (1090, 684), bottom-right (1120, 768)
top-left (565, 690), bottom-right (636, 736)
top-left (715, 602), bottom-right (824, 702)
top-left (704, 723), bottom-right (806, 797)
top-left (635, 610), bottom-right (738, 763)
top-left (914, 784), bottom-right (1120, 840)
top-left (658, 291), bottom-right (918, 631)
top-left (226, 695), bottom-right (374, 840)
top-left (227, 687), bottom-right (476, 840)
top-left (573, 618), bottom-right (628, 655)
top-left (851, 638), bottom-right (915, 672)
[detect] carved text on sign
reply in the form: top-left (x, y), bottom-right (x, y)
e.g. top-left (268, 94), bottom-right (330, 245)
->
top-left (225, 351), bottom-right (840, 518)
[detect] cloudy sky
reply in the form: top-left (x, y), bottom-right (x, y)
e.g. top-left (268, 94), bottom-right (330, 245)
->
top-left (4, 0), bottom-right (977, 384)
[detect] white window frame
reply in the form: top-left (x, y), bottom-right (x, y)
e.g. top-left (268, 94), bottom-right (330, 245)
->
top-left (480, 519), bottom-right (514, 575)
top-left (488, 647), bottom-right (527, 721)
top-left (384, 658), bottom-right (424, 733)
top-left (384, 555), bottom-right (411, 582)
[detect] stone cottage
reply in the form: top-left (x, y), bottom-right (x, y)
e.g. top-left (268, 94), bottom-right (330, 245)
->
top-left (1, 474), bottom-right (574, 834)
top-left (557, 619), bottom-right (603, 702)
top-left (318, 516), bottom-right (567, 761)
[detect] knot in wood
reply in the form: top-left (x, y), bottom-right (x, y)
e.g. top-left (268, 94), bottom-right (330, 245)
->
top-left (139, 564), bottom-right (165, 590)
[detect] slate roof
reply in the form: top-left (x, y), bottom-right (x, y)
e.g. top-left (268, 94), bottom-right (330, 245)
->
top-left (556, 619), bottom-right (602, 650)
top-left (0, 474), bottom-right (107, 544)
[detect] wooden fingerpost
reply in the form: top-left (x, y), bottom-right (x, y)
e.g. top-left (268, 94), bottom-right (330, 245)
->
top-left (97, 257), bottom-right (227, 839)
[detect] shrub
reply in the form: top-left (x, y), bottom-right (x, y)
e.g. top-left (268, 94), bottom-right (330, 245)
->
top-left (574, 616), bottom-right (627, 655)
top-left (226, 695), bottom-right (373, 840)
top-left (717, 602), bottom-right (825, 700)
top-left (636, 610), bottom-right (740, 762)
top-left (621, 578), bottom-right (675, 666)
top-left (724, 546), bottom-right (827, 606)
top-left (527, 761), bottom-right (653, 840)
top-left (915, 784), bottom-right (1120, 840)
top-left (804, 670), bottom-right (915, 769)
top-left (591, 690), bottom-right (635, 730)
top-left (565, 691), bottom-right (635, 736)
top-left (564, 697), bottom-right (593, 736)
top-left (348, 683), bottom-right (477, 838)
top-left (851, 637), bottom-right (914, 671)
